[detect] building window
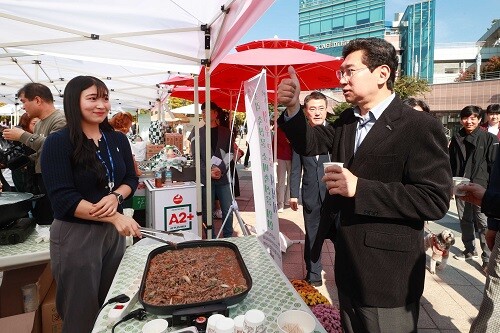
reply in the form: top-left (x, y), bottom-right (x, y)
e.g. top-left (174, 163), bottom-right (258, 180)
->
top-left (345, 14), bottom-right (356, 27)
top-left (299, 24), bottom-right (309, 36)
top-left (445, 68), bottom-right (459, 74)
top-left (370, 8), bottom-right (383, 21)
top-left (310, 21), bottom-right (321, 34)
top-left (321, 19), bottom-right (332, 32)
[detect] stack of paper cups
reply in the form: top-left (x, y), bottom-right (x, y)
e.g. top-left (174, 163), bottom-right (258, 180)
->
top-left (215, 317), bottom-right (234, 333)
top-left (233, 315), bottom-right (245, 333)
top-left (244, 309), bottom-right (265, 333)
top-left (206, 314), bottom-right (225, 333)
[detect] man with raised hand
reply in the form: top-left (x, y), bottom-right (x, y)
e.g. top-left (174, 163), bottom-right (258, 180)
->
top-left (289, 91), bottom-right (330, 287)
top-left (277, 38), bottom-right (452, 332)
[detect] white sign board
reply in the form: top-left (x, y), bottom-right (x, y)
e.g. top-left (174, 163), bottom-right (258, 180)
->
top-left (244, 70), bottom-right (282, 267)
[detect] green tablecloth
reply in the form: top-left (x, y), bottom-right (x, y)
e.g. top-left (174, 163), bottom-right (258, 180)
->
top-left (92, 236), bottom-right (326, 332)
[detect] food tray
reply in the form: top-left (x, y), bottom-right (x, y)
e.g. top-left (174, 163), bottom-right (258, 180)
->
top-left (138, 240), bottom-right (252, 315)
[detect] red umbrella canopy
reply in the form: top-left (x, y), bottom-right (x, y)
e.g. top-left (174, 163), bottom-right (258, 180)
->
top-left (169, 86), bottom-right (274, 112)
top-left (235, 39), bottom-right (316, 52)
top-left (197, 39), bottom-right (343, 92)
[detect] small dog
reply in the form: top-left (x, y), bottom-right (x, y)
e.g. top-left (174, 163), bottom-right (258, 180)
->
top-left (424, 229), bottom-right (455, 274)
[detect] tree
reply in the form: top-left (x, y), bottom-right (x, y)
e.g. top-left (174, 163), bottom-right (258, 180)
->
top-left (326, 102), bottom-right (352, 123)
top-left (455, 66), bottom-right (476, 82)
top-left (482, 56), bottom-right (500, 73)
top-left (393, 76), bottom-right (431, 100)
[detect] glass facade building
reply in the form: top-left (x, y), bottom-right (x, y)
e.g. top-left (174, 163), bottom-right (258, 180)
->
top-left (399, 0), bottom-right (435, 83)
top-left (299, 0), bottom-right (386, 57)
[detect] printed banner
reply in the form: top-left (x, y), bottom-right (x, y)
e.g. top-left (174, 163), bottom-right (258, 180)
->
top-left (244, 70), bottom-right (282, 267)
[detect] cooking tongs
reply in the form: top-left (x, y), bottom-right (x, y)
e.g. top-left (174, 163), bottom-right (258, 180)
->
top-left (139, 227), bottom-right (185, 246)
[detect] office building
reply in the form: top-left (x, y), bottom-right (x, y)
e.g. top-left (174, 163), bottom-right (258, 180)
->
top-left (398, 0), bottom-right (435, 82)
top-left (299, 0), bottom-right (386, 57)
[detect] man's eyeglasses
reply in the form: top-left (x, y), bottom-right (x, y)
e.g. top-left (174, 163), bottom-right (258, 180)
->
top-left (336, 67), bottom-right (369, 81)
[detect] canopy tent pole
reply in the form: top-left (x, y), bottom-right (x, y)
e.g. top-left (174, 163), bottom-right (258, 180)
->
top-left (204, 66), bottom-right (213, 239)
top-left (193, 75), bottom-right (203, 239)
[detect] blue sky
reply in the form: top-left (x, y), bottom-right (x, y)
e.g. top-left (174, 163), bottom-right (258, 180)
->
top-left (239, 0), bottom-right (499, 45)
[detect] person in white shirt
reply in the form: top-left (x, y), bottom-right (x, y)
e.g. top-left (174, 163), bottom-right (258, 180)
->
top-left (481, 104), bottom-right (500, 140)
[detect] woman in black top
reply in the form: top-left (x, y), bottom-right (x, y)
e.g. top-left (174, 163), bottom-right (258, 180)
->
top-left (41, 76), bottom-right (140, 333)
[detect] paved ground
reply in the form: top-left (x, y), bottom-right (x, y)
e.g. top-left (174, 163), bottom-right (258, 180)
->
top-left (224, 161), bottom-right (487, 333)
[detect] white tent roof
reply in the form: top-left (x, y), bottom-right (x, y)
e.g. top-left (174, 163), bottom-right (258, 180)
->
top-left (0, 0), bottom-right (275, 108)
top-left (171, 104), bottom-right (199, 115)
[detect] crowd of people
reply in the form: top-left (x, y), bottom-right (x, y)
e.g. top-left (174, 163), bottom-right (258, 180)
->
top-left (1, 36), bottom-right (499, 333)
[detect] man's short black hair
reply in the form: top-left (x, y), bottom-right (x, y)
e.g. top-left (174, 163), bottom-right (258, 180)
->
top-left (304, 91), bottom-right (327, 107)
top-left (17, 83), bottom-right (54, 103)
top-left (459, 105), bottom-right (482, 119)
top-left (342, 38), bottom-right (398, 91)
top-left (486, 104), bottom-right (500, 114)
top-left (200, 101), bottom-right (220, 111)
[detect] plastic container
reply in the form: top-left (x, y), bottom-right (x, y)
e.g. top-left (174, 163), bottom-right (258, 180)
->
top-left (165, 168), bottom-right (172, 184)
top-left (154, 171), bottom-right (163, 188)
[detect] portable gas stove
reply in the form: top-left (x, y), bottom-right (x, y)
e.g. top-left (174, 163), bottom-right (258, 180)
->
top-left (0, 217), bottom-right (36, 245)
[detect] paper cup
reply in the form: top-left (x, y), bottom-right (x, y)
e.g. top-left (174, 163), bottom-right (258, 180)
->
top-left (452, 177), bottom-right (470, 196)
top-left (277, 310), bottom-right (316, 333)
top-left (206, 314), bottom-right (225, 333)
top-left (323, 162), bottom-right (344, 171)
top-left (142, 319), bottom-right (169, 333)
top-left (233, 315), bottom-right (245, 333)
top-left (215, 317), bottom-right (234, 333)
top-left (244, 309), bottom-right (266, 333)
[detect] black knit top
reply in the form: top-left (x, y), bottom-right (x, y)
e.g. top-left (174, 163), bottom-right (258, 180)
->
top-left (41, 127), bottom-right (138, 223)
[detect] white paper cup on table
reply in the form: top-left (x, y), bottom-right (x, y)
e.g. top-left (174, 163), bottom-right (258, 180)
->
top-left (233, 315), bottom-right (245, 333)
top-left (123, 208), bottom-right (135, 246)
top-left (142, 319), bottom-right (169, 333)
top-left (452, 177), bottom-right (470, 196)
top-left (244, 309), bottom-right (265, 333)
top-left (277, 309), bottom-right (316, 333)
top-left (21, 283), bottom-right (38, 312)
top-left (323, 162), bottom-right (344, 171)
top-left (215, 317), bottom-right (234, 333)
top-left (206, 314), bottom-right (225, 333)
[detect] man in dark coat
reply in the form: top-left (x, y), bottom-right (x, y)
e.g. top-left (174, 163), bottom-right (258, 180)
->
top-left (449, 105), bottom-right (498, 269)
top-left (290, 91), bottom-right (330, 286)
top-left (278, 38), bottom-right (452, 332)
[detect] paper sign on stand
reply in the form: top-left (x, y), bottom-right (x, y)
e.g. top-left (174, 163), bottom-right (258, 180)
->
top-left (244, 70), bottom-right (282, 268)
top-left (145, 180), bottom-right (200, 236)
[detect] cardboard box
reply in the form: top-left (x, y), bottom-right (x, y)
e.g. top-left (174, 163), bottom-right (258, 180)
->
top-left (165, 133), bottom-right (183, 151)
top-left (0, 263), bottom-right (52, 333)
top-left (146, 144), bottom-right (164, 160)
top-left (41, 282), bottom-right (62, 333)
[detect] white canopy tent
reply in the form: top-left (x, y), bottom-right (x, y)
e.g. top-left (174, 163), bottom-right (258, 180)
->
top-left (0, 0), bottom-right (276, 238)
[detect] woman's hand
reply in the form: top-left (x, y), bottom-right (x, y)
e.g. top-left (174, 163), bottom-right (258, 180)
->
top-left (110, 214), bottom-right (142, 237)
top-left (90, 193), bottom-right (119, 218)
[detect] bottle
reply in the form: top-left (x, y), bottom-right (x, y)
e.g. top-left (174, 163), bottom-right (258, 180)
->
top-left (165, 168), bottom-right (173, 185)
top-left (154, 171), bottom-right (162, 188)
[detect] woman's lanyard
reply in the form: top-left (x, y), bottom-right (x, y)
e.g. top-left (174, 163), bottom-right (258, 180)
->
top-left (95, 131), bottom-right (115, 193)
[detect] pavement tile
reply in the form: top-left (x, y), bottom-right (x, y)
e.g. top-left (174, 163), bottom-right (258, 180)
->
top-left (418, 304), bottom-right (438, 329)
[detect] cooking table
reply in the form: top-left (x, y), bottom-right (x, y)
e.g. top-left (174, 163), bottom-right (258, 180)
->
top-left (92, 235), bottom-right (326, 333)
top-left (0, 226), bottom-right (50, 271)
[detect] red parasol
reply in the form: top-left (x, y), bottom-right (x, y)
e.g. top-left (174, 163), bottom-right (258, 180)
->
top-left (169, 86), bottom-right (275, 112)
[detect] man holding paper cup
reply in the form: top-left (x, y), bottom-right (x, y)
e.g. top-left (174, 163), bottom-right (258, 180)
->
top-left (449, 105), bottom-right (498, 268)
top-left (278, 38), bottom-right (452, 332)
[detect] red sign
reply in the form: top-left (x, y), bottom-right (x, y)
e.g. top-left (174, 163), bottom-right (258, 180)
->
top-left (173, 194), bottom-right (183, 204)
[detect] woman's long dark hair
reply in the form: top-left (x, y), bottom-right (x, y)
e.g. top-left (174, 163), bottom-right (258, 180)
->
top-left (63, 76), bottom-right (113, 182)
